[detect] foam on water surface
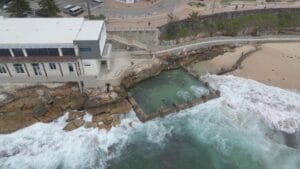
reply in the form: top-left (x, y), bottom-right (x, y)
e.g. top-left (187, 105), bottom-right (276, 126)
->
top-left (0, 75), bottom-right (299, 169)
top-left (202, 74), bottom-right (300, 133)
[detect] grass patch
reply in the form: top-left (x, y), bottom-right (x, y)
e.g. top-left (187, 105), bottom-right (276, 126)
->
top-left (160, 9), bottom-right (300, 40)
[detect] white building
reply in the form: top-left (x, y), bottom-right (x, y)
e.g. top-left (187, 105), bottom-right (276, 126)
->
top-left (0, 17), bottom-right (111, 89)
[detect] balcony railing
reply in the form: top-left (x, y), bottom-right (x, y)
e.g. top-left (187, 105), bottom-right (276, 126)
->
top-left (0, 55), bottom-right (78, 63)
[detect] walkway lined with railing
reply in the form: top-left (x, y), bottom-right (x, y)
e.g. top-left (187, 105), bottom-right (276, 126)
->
top-left (154, 35), bottom-right (300, 56)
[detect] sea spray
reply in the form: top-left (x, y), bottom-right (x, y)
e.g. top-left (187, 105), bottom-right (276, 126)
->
top-left (0, 75), bottom-right (300, 169)
top-left (202, 74), bottom-right (300, 133)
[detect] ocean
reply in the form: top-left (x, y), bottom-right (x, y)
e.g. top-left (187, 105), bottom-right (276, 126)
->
top-left (0, 75), bottom-right (300, 169)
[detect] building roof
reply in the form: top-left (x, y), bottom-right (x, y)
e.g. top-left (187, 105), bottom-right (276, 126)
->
top-left (0, 17), bottom-right (104, 47)
top-left (75, 20), bottom-right (104, 41)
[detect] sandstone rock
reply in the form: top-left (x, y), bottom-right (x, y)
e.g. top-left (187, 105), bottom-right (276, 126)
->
top-left (69, 95), bottom-right (87, 110)
top-left (109, 92), bottom-right (118, 100)
top-left (36, 89), bottom-right (45, 96)
top-left (110, 100), bottom-right (132, 114)
top-left (83, 98), bottom-right (103, 109)
top-left (0, 92), bottom-right (15, 107)
top-left (73, 118), bottom-right (85, 127)
top-left (63, 121), bottom-right (78, 131)
top-left (98, 123), bottom-right (107, 130)
top-left (38, 107), bottom-right (64, 123)
top-left (92, 114), bottom-right (105, 122)
top-left (103, 115), bottom-right (113, 125)
top-left (32, 102), bottom-right (48, 117)
top-left (84, 122), bottom-right (98, 128)
top-left (71, 86), bottom-right (79, 91)
top-left (67, 111), bottom-right (85, 122)
top-left (111, 115), bottom-right (121, 127)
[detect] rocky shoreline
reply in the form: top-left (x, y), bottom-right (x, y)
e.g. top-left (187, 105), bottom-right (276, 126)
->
top-left (0, 45), bottom-right (229, 134)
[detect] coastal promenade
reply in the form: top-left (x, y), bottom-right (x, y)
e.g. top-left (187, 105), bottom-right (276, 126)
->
top-left (153, 35), bottom-right (300, 56)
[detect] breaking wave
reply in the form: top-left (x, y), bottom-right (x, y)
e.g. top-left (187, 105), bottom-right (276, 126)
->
top-left (0, 75), bottom-right (299, 169)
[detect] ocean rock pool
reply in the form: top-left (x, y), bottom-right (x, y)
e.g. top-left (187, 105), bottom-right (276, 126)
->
top-left (128, 69), bottom-right (210, 116)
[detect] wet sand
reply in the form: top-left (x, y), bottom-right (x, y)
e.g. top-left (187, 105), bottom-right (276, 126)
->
top-left (189, 45), bottom-right (256, 75)
top-left (232, 43), bottom-right (300, 91)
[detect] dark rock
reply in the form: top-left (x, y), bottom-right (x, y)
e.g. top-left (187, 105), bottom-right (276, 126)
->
top-left (32, 102), bottom-right (48, 117)
top-left (69, 95), bottom-right (87, 110)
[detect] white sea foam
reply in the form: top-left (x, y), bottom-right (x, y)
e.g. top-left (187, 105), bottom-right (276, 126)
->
top-left (190, 85), bottom-right (210, 96)
top-left (0, 94), bottom-right (7, 103)
top-left (0, 75), bottom-right (299, 169)
top-left (83, 112), bottom-right (93, 122)
top-left (0, 110), bottom-right (174, 169)
top-left (202, 74), bottom-right (300, 133)
top-left (176, 90), bottom-right (192, 101)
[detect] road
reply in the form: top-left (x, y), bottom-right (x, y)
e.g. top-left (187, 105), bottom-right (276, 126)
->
top-left (154, 35), bottom-right (300, 56)
top-left (107, 1), bottom-right (300, 30)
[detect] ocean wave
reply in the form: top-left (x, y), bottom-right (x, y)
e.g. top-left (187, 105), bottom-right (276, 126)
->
top-left (0, 75), bottom-right (300, 169)
top-left (202, 74), bottom-right (300, 134)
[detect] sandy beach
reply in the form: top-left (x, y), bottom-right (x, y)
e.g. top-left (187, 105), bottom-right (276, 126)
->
top-left (189, 45), bottom-right (256, 75)
top-left (188, 42), bottom-right (300, 91)
top-left (232, 43), bottom-right (300, 91)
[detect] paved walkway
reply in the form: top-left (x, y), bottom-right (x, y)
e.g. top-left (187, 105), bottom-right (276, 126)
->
top-left (106, 1), bottom-right (300, 30)
top-left (97, 51), bottom-right (153, 86)
top-left (154, 35), bottom-right (300, 56)
top-left (96, 0), bottom-right (183, 17)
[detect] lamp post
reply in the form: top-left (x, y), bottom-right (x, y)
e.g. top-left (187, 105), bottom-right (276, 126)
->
top-left (86, 0), bottom-right (91, 19)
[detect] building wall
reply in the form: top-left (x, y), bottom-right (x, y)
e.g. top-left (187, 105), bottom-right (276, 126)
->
top-left (81, 59), bottom-right (100, 76)
top-left (99, 24), bottom-right (107, 56)
top-left (0, 64), bottom-right (10, 77)
top-left (60, 62), bottom-right (78, 77)
top-left (44, 62), bottom-right (62, 76)
top-left (75, 40), bottom-right (101, 59)
top-left (6, 63), bottom-right (28, 77)
top-left (2, 61), bottom-right (80, 79)
top-left (25, 63), bottom-right (45, 77)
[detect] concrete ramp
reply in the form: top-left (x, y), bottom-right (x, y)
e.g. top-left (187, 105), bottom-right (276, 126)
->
top-left (107, 34), bottom-right (149, 51)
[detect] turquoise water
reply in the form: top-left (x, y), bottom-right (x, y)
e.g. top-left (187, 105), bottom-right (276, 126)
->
top-left (0, 75), bottom-right (300, 169)
top-left (107, 102), bottom-right (299, 169)
top-left (129, 69), bottom-right (209, 115)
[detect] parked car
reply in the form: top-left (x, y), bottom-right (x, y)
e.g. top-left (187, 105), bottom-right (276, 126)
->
top-left (2, 5), bottom-right (8, 10)
top-left (63, 4), bottom-right (74, 14)
top-left (93, 0), bottom-right (103, 3)
top-left (69, 6), bottom-right (84, 16)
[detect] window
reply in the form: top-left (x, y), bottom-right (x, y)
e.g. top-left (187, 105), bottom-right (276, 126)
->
top-left (49, 63), bottom-right (56, 70)
top-left (62, 48), bottom-right (75, 56)
top-left (26, 48), bottom-right (59, 56)
top-left (79, 48), bottom-right (91, 52)
top-left (13, 64), bottom-right (25, 73)
top-left (0, 64), bottom-right (7, 74)
top-left (0, 49), bottom-right (11, 56)
top-left (68, 63), bottom-right (74, 72)
top-left (12, 48), bottom-right (24, 57)
top-left (31, 63), bottom-right (42, 76)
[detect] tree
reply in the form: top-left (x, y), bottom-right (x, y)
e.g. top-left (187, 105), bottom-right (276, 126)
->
top-left (7, 0), bottom-right (31, 17)
top-left (38, 0), bottom-right (60, 17)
